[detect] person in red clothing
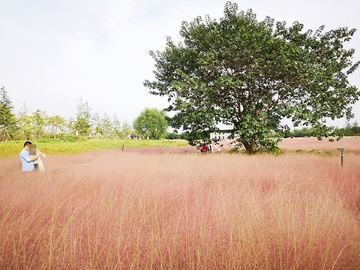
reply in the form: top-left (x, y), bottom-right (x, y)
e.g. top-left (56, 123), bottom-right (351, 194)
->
top-left (200, 143), bottom-right (208, 154)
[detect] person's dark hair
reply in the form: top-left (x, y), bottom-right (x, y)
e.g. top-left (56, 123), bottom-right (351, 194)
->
top-left (24, 141), bottom-right (32, 148)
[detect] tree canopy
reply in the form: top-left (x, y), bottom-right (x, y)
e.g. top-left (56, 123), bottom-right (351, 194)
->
top-left (133, 108), bottom-right (168, 139)
top-left (144, 1), bottom-right (360, 154)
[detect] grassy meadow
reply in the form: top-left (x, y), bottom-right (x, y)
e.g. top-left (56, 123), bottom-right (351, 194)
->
top-left (1, 139), bottom-right (360, 269)
top-left (0, 138), bottom-right (189, 159)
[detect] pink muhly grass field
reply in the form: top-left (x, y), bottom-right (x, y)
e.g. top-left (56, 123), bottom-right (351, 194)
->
top-left (1, 146), bottom-right (360, 269)
top-left (278, 137), bottom-right (360, 154)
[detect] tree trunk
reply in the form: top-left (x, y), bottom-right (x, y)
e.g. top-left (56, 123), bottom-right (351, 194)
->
top-left (241, 135), bottom-right (256, 155)
top-left (250, 135), bottom-right (256, 153)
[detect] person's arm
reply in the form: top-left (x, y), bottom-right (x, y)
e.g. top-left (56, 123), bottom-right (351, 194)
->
top-left (27, 156), bottom-right (39, 162)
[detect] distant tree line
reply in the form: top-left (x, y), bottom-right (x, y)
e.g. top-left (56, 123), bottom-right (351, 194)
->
top-left (1, 86), bottom-right (171, 141)
top-left (166, 123), bottom-right (360, 141)
top-left (165, 132), bottom-right (190, 140)
top-left (1, 85), bottom-right (358, 142)
top-left (336, 122), bottom-right (360, 136)
top-left (286, 122), bottom-right (360, 138)
top-left (0, 86), bottom-right (136, 141)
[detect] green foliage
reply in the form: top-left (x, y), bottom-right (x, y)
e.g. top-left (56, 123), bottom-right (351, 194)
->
top-left (63, 136), bottom-right (76, 142)
top-left (228, 147), bottom-right (240, 154)
top-left (335, 121), bottom-right (360, 137)
top-left (111, 114), bottom-right (122, 139)
top-left (144, 1), bottom-right (360, 154)
top-left (261, 145), bottom-right (283, 155)
top-left (321, 151), bottom-right (333, 157)
top-left (16, 103), bottom-right (33, 141)
top-left (93, 113), bottom-right (113, 138)
top-left (0, 86), bottom-right (18, 141)
top-left (165, 132), bottom-right (189, 140)
top-left (14, 103), bottom-right (67, 141)
top-left (291, 127), bottom-right (315, 138)
top-left (101, 114), bottom-right (113, 138)
top-left (46, 114), bottom-right (66, 138)
top-left (166, 133), bottom-right (181, 140)
top-left (92, 113), bottom-right (131, 139)
top-left (74, 98), bottom-right (92, 136)
top-left (133, 108), bottom-right (168, 139)
top-left (37, 138), bottom-right (62, 143)
top-left (121, 121), bottom-right (134, 138)
top-left (32, 110), bottom-right (46, 140)
top-left (289, 120), bottom-right (360, 139)
top-left (309, 149), bottom-right (321, 155)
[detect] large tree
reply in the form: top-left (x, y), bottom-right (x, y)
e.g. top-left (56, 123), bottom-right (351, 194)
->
top-left (144, 2), bottom-right (360, 154)
top-left (133, 108), bottom-right (168, 139)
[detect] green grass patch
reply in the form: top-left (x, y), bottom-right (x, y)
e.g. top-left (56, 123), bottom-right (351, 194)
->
top-left (0, 138), bottom-right (189, 159)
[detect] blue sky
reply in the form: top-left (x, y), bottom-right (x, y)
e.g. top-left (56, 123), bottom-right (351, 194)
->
top-left (0, 0), bottom-right (359, 129)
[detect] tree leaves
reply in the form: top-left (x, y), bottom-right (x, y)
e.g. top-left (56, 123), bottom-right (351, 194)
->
top-left (133, 108), bottom-right (168, 139)
top-left (0, 86), bottom-right (18, 141)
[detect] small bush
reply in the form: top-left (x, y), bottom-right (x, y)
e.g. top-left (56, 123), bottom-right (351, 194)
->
top-left (265, 145), bottom-right (282, 155)
top-left (63, 136), bottom-right (76, 142)
top-left (228, 147), bottom-right (240, 154)
top-left (309, 149), bottom-right (321, 155)
top-left (321, 151), bottom-right (333, 157)
top-left (257, 145), bottom-right (283, 155)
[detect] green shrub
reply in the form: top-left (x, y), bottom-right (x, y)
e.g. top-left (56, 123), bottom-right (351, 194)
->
top-left (37, 139), bottom-right (62, 143)
top-left (256, 144), bottom-right (283, 155)
top-left (228, 147), bottom-right (240, 154)
top-left (321, 151), bottom-right (333, 157)
top-left (309, 149), bottom-right (321, 155)
top-left (63, 136), bottom-right (76, 142)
